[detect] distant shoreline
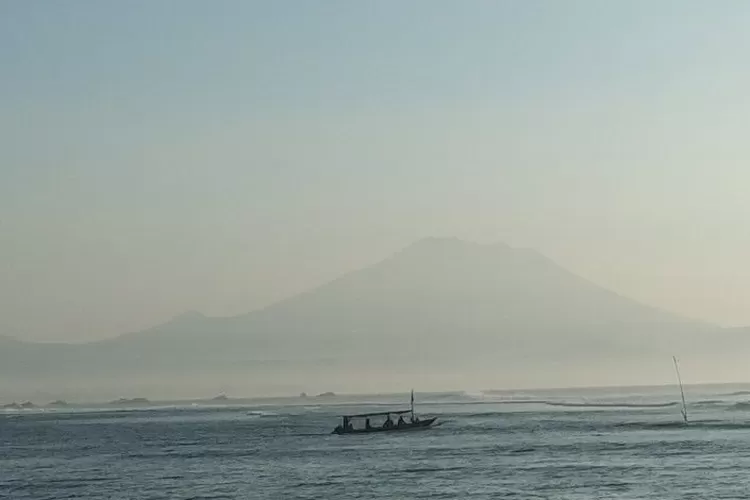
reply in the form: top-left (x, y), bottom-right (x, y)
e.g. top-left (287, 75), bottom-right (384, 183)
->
top-left (5, 381), bottom-right (750, 411)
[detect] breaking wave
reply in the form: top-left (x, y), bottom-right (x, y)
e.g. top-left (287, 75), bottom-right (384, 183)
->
top-left (545, 401), bottom-right (678, 408)
top-left (247, 410), bottom-right (278, 417)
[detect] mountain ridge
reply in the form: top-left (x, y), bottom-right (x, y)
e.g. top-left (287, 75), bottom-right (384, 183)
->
top-left (2, 237), bottom-right (744, 399)
top-left (3, 238), bottom-right (703, 346)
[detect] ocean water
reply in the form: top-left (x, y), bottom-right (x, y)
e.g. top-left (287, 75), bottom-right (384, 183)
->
top-left (4, 387), bottom-right (750, 499)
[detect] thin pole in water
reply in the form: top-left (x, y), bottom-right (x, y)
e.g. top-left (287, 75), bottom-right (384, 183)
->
top-left (410, 389), bottom-right (415, 419)
top-left (673, 356), bottom-right (688, 424)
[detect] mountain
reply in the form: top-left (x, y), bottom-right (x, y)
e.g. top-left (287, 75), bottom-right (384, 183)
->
top-left (0, 238), bottom-right (743, 399)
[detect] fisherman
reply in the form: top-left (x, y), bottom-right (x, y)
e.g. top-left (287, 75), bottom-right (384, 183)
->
top-left (397, 415), bottom-right (406, 427)
top-left (383, 415), bottom-right (394, 429)
top-left (365, 418), bottom-right (372, 430)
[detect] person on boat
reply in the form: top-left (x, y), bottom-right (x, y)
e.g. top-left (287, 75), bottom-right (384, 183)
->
top-left (383, 415), bottom-right (394, 429)
top-left (397, 415), bottom-right (406, 427)
top-left (411, 414), bottom-right (420, 424)
top-left (365, 418), bottom-right (372, 430)
top-left (341, 417), bottom-right (353, 433)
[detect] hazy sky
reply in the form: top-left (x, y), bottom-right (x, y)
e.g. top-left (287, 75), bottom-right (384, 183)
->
top-left (2, 1), bottom-right (750, 341)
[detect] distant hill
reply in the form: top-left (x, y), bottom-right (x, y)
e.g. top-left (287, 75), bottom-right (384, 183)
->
top-left (1, 238), bottom-right (744, 399)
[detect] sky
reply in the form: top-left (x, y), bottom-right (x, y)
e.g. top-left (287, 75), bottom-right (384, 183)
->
top-left (2, 0), bottom-right (750, 341)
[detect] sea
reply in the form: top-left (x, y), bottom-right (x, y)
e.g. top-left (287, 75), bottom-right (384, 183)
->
top-left (3, 385), bottom-right (750, 499)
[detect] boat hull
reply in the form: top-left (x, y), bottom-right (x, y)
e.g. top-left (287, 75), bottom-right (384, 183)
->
top-left (332, 417), bottom-right (437, 435)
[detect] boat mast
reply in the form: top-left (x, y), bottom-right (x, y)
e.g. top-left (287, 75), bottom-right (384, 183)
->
top-left (673, 356), bottom-right (688, 424)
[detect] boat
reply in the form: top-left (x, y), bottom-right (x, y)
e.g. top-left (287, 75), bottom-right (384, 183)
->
top-left (332, 390), bottom-right (437, 434)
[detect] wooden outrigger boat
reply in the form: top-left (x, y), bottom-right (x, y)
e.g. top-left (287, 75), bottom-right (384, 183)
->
top-left (332, 390), bottom-right (437, 435)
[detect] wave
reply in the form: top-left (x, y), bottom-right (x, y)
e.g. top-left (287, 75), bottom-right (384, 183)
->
top-left (545, 401), bottom-right (678, 408)
top-left (247, 410), bottom-right (278, 417)
top-left (727, 402), bottom-right (750, 411)
top-left (423, 398), bottom-right (682, 408)
top-left (421, 399), bottom-right (547, 406)
top-left (184, 495), bottom-right (234, 500)
top-left (388, 466), bottom-right (467, 474)
top-left (450, 416), bottom-right (750, 433)
top-left (615, 419), bottom-right (750, 430)
top-left (454, 399), bottom-right (679, 409)
top-left (691, 399), bottom-right (725, 407)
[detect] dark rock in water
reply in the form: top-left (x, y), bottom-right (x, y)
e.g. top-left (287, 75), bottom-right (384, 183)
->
top-left (109, 397), bottom-right (150, 405)
top-left (48, 400), bottom-right (69, 407)
top-left (316, 392), bottom-right (336, 398)
top-left (299, 392), bottom-right (308, 398)
top-left (212, 394), bottom-right (229, 401)
top-left (3, 401), bottom-right (35, 409)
